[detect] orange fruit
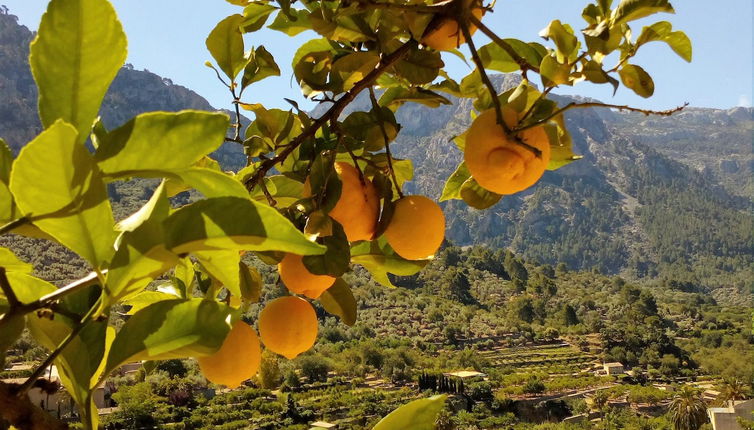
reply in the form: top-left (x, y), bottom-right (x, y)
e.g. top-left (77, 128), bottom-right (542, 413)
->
top-left (383, 195), bottom-right (445, 260)
top-left (464, 108), bottom-right (551, 195)
top-left (305, 162), bottom-right (379, 242)
top-left (422, 7), bottom-right (484, 51)
top-left (258, 296), bottom-right (318, 359)
top-left (198, 321), bottom-right (261, 389)
top-left (278, 253), bottom-right (336, 299)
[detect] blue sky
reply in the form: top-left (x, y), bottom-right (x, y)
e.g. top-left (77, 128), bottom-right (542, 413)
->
top-left (4, 0), bottom-right (752, 112)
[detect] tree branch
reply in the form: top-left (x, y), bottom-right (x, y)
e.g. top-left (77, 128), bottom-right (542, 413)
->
top-left (512, 101), bottom-right (689, 133)
top-left (0, 217), bottom-right (29, 236)
top-left (0, 267), bottom-right (20, 309)
top-left (0, 381), bottom-right (69, 430)
top-left (469, 14), bottom-right (541, 74)
top-left (244, 39), bottom-right (416, 191)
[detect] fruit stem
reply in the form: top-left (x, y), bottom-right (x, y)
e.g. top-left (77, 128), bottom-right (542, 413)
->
top-left (459, 17), bottom-right (543, 158)
top-left (368, 86), bottom-right (404, 199)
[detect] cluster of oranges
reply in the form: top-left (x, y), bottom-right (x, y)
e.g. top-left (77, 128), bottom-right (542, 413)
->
top-left (198, 162), bottom-right (446, 388)
top-left (198, 3), bottom-right (552, 389)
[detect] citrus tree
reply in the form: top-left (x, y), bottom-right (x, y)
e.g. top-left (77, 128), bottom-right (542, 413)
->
top-left (0, 0), bottom-right (690, 428)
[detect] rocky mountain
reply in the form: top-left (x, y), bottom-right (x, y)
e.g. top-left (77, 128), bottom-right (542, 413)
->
top-left (1, 9), bottom-right (751, 303)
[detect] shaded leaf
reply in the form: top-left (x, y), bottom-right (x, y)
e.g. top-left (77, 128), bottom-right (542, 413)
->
top-left (319, 278), bottom-right (356, 326)
top-left (461, 178), bottom-right (502, 209)
top-left (242, 45), bottom-right (281, 88)
top-left (350, 240), bottom-right (427, 288)
top-left (611, 0), bottom-right (674, 25)
top-left (440, 162), bottom-right (471, 202)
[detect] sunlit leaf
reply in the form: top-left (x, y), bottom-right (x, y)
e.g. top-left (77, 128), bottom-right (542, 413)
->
top-left (242, 45), bottom-right (281, 88)
top-left (30, 0), bottom-right (127, 144)
top-left (10, 122), bottom-right (116, 268)
top-left (440, 162), bottom-right (471, 202)
top-left (636, 21), bottom-right (691, 62)
top-left (611, 0), bottom-right (674, 25)
top-left (373, 395), bottom-right (447, 430)
top-left (619, 64), bottom-right (654, 98)
top-left (163, 197), bottom-right (326, 256)
top-left (351, 240), bottom-right (427, 288)
top-left (206, 14), bottom-right (247, 80)
top-left (103, 299), bottom-right (235, 378)
top-left (95, 111), bottom-right (229, 178)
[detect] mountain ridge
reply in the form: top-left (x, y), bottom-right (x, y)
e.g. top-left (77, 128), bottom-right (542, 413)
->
top-left (1, 9), bottom-right (751, 303)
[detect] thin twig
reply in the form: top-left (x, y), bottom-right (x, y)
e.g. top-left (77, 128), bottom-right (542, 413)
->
top-left (330, 119), bottom-right (364, 179)
top-left (0, 267), bottom-right (20, 308)
top-left (469, 14), bottom-right (541, 74)
top-left (243, 40), bottom-right (416, 191)
top-left (230, 90), bottom-right (244, 144)
top-left (17, 296), bottom-right (102, 396)
top-left (258, 178), bottom-right (277, 207)
top-left (0, 217), bottom-right (29, 236)
top-left (513, 101), bottom-right (689, 133)
top-left (368, 87), bottom-right (404, 199)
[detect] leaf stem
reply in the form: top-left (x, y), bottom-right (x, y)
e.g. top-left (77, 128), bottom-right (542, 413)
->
top-left (0, 267), bottom-right (20, 308)
top-left (0, 217), bottom-right (29, 236)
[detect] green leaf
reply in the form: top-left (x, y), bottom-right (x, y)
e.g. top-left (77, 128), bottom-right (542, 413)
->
top-left (539, 20), bottom-right (579, 63)
top-left (392, 48), bottom-right (443, 85)
top-left (619, 64), bottom-right (654, 98)
top-left (10, 122), bottom-right (116, 268)
top-left (611, 0), bottom-right (674, 25)
top-left (319, 278), bottom-right (357, 326)
top-left (103, 299), bottom-right (234, 379)
top-left (250, 175), bottom-right (304, 206)
top-left (30, 0), bottom-right (127, 144)
top-left (461, 178), bottom-right (502, 209)
top-left (477, 42), bottom-right (520, 73)
top-left (27, 309), bottom-right (112, 430)
top-left (351, 240), bottom-right (427, 288)
top-left (379, 87), bottom-right (451, 109)
top-left (0, 248), bottom-right (33, 274)
top-left (373, 395), bottom-right (447, 430)
top-left (540, 54), bottom-right (571, 87)
top-left (163, 197), bottom-right (326, 256)
top-left (303, 222), bottom-right (351, 277)
top-left (332, 51), bottom-right (380, 91)
top-left (0, 138), bottom-right (12, 184)
top-left (206, 14), bottom-right (247, 81)
top-left (242, 3), bottom-right (277, 32)
top-left (440, 162), bottom-right (471, 202)
top-left (268, 8), bottom-right (311, 36)
top-left (239, 262), bottom-right (262, 303)
top-left (544, 119), bottom-right (583, 170)
top-left (0, 183), bottom-right (15, 224)
top-left (167, 167), bottom-right (250, 199)
top-left (106, 182), bottom-right (177, 303)
top-left (95, 111), bottom-right (229, 178)
top-left (123, 290), bottom-right (180, 315)
top-left (194, 249), bottom-right (241, 297)
top-left (636, 21), bottom-right (692, 62)
top-left (242, 45), bottom-right (281, 88)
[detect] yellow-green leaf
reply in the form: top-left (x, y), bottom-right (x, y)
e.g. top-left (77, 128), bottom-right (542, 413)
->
top-left (206, 14), bottom-right (247, 80)
top-left (163, 197), bottom-right (326, 256)
top-left (30, 0), bottom-right (127, 144)
top-left (373, 395), bottom-right (447, 430)
top-left (9, 122), bottom-right (116, 268)
top-left (319, 278), bottom-right (357, 326)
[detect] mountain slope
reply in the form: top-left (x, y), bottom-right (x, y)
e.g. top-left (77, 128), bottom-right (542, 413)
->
top-left (0, 9), bottom-right (750, 301)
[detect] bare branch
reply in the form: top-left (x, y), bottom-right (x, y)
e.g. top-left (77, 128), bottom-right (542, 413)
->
top-left (513, 102), bottom-right (689, 133)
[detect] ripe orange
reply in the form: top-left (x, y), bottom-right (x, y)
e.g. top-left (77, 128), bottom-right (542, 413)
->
top-left (258, 296), bottom-right (318, 359)
top-left (383, 195), bottom-right (445, 260)
top-left (305, 162), bottom-right (379, 242)
top-left (464, 108), bottom-right (551, 195)
top-left (278, 253), bottom-right (336, 299)
top-left (198, 321), bottom-right (261, 389)
top-left (422, 7), bottom-right (484, 51)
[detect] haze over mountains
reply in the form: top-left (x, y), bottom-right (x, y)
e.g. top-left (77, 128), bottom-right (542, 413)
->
top-left (1, 10), bottom-right (751, 304)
